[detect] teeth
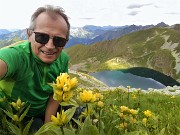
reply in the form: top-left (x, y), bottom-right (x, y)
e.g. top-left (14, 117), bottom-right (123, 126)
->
top-left (42, 51), bottom-right (55, 55)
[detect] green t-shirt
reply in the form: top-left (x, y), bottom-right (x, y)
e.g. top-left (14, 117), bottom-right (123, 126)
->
top-left (0, 41), bottom-right (69, 117)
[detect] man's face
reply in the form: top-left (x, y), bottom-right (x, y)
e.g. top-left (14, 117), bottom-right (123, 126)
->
top-left (28, 12), bottom-right (68, 64)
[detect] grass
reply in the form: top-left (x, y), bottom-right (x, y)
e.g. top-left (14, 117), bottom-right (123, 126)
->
top-left (0, 86), bottom-right (180, 135)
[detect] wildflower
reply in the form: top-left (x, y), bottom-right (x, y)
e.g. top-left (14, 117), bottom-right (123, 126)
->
top-left (142, 118), bottom-right (147, 125)
top-left (80, 90), bottom-right (96, 103)
top-left (53, 90), bottom-right (63, 102)
top-left (118, 113), bottom-right (127, 119)
top-left (70, 77), bottom-right (78, 88)
top-left (11, 98), bottom-right (25, 111)
top-left (143, 110), bottom-right (153, 117)
top-left (119, 122), bottom-right (128, 129)
top-left (63, 91), bottom-right (73, 101)
top-left (12, 115), bottom-right (19, 122)
top-left (132, 94), bottom-right (137, 99)
top-left (51, 110), bottom-right (67, 126)
top-left (170, 96), bottom-right (175, 99)
top-left (0, 96), bottom-right (6, 102)
top-left (51, 73), bottom-right (78, 102)
top-left (130, 118), bottom-right (137, 124)
top-left (129, 109), bottom-right (138, 115)
top-left (94, 93), bottom-right (103, 101)
top-left (97, 101), bottom-right (104, 108)
top-left (120, 106), bottom-right (129, 112)
top-left (52, 73), bottom-right (78, 92)
top-left (82, 107), bottom-right (93, 117)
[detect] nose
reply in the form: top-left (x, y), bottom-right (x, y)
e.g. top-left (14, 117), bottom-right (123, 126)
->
top-left (44, 37), bottom-right (55, 49)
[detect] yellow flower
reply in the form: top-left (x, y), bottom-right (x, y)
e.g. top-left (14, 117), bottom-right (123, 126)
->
top-left (142, 118), bottom-right (147, 125)
top-left (130, 118), bottom-right (137, 123)
top-left (11, 98), bottom-right (25, 111)
top-left (80, 90), bottom-right (96, 103)
top-left (132, 94), bottom-right (137, 99)
top-left (129, 109), bottom-right (138, 115)
top-left (170, 96), bottom-right (175, 99)
top-left (118, 113), bottom-right (127, 119)
top-left (82, 108), bottom-right (93, 117)
top-left (94, 93), bottom-right (103, 101)
top-left (12, 115), bottom-right (19, 122)
top-left (70, 77), bottom-right (78, 88)
top-left (0, 96), bottom-right (6, 102)
top-left (63, 91), bottom-right (73, 101)
top-left (97, 101), bottom-right (104, 108)
top-left (51, 110), bottom-right (67, 126)
top-left (143, 110), bottom-right (153, 117)
top-left (119, 122), bottom-right (128, 129)
top-left (53, 90), bottom-right (63, 102)
top-left (120, 106), bottom-right (129, 112)
top-left (54, 73), bottom-right (78, 92)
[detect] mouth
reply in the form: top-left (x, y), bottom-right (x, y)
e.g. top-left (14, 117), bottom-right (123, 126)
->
top-left (41, 50), bottom-right (56, 55)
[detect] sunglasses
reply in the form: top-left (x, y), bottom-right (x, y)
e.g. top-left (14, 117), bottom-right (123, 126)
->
top-left (33, 31), bottom-right (68, 47)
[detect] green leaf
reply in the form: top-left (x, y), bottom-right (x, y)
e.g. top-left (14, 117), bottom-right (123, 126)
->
top-left (3, 109), bottom-right (14, 120)
top-left (19, 105), bottom-right (30, 121)
top-left (79, 116), bottom-right (100, 135)
top-left (176, 126), bottom-right (180, 133)
top-left (6, 120), bottom-right (21, 135)
top-left (158, 128), bottom-right (166, 135)
top-left (65, 107), bottom-right (77, 123)
top-left (34, 122), bottom-right (61, 135)
top-left (72, 118), bottom-right (82, 128)
top-left (60, 99), bottom-right (79, 107)
top-left (64, 128), bottom-right (76, 135)
top-left (124, 130), bottom-right (148, 135)
top-left (22, 117), bottom-right (33, 135)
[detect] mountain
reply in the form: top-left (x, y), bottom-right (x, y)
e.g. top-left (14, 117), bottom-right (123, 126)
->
top-left (0, 22), bottom-right (170, 48)
top-left (65, 27), bottom-right (180, 82)
top-left (0, 29), bottom-right (11, 35)
top-left (0, 29), bottom-right (27, 48)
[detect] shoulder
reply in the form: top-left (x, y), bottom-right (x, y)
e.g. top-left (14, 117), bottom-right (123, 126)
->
top-left (0, 41), bottom-right (30, 55)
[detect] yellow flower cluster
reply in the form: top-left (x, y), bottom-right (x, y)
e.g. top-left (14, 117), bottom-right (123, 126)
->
top-left (51, 110), bottom-right (67, 126)
top-left (79, 90), bottom-right (96, 103)
top-left (118, 106), bottom-right (138, 129)
top-left (142, 110), bottom-right (156, 127)
top-left (143, 110), bottom-right (153, 117)
top-left (51, 73), bottom-right (78, 102)
top-left (11, 98), bottom-right (25, 111)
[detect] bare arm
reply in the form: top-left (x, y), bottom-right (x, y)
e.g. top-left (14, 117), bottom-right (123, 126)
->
top-left (0, 59), bottom-right (8, 80)
top-left (44, 94), bottom-right (59, 123)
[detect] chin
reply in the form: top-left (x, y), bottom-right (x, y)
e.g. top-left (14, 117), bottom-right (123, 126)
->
top-left (41, 58), bottom-right (56, 64)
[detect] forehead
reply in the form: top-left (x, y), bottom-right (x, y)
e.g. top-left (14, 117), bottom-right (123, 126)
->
top-left (34, 12), bottom-right (68, 36)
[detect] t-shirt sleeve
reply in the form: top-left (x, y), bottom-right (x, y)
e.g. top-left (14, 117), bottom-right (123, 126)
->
top-left (0, 47), bottom-right (22, 78)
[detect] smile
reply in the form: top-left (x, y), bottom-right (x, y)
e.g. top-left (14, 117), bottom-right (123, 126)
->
top-left (41, 50), bottom-right (56, 55)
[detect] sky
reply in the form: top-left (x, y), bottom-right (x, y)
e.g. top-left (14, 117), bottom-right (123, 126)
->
top-left (0, 0), bottom-right (180, 29)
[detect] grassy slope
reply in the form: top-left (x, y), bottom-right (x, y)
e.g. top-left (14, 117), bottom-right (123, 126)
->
top-left (65, 27), bottom-right (180, 81)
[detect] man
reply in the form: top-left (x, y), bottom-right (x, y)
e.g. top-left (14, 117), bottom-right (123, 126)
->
top-left (0, 4), bottom-right (70, 125)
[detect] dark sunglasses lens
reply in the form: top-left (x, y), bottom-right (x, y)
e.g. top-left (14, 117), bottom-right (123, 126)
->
top-left (53, 37), bottom-right (67, 47)
top-left (35, 32), bottom-right (49, 44)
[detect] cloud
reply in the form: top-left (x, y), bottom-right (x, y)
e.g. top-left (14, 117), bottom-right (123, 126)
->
top-left (80, 18), bottom-right (95, 20)
top-left (128, 11), bottom-right (139, 16)
top-left (127, 3), bottom-right (153, 9)
top-left (165, 12), bottom-right (180, 15)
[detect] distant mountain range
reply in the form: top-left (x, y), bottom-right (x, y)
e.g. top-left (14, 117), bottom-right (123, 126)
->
top-left (0, 22), bottom-right (172, 48)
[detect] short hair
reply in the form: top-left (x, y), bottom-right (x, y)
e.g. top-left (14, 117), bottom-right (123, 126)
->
top-left (29, 5), bottom-right (70, 40)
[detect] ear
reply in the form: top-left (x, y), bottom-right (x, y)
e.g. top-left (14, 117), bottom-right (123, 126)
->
top-left (26, 29), bottom-right (32, 41)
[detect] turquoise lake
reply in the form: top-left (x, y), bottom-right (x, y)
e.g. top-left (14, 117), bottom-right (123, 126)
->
top-left (89, 70), bottom-right (166, 90)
